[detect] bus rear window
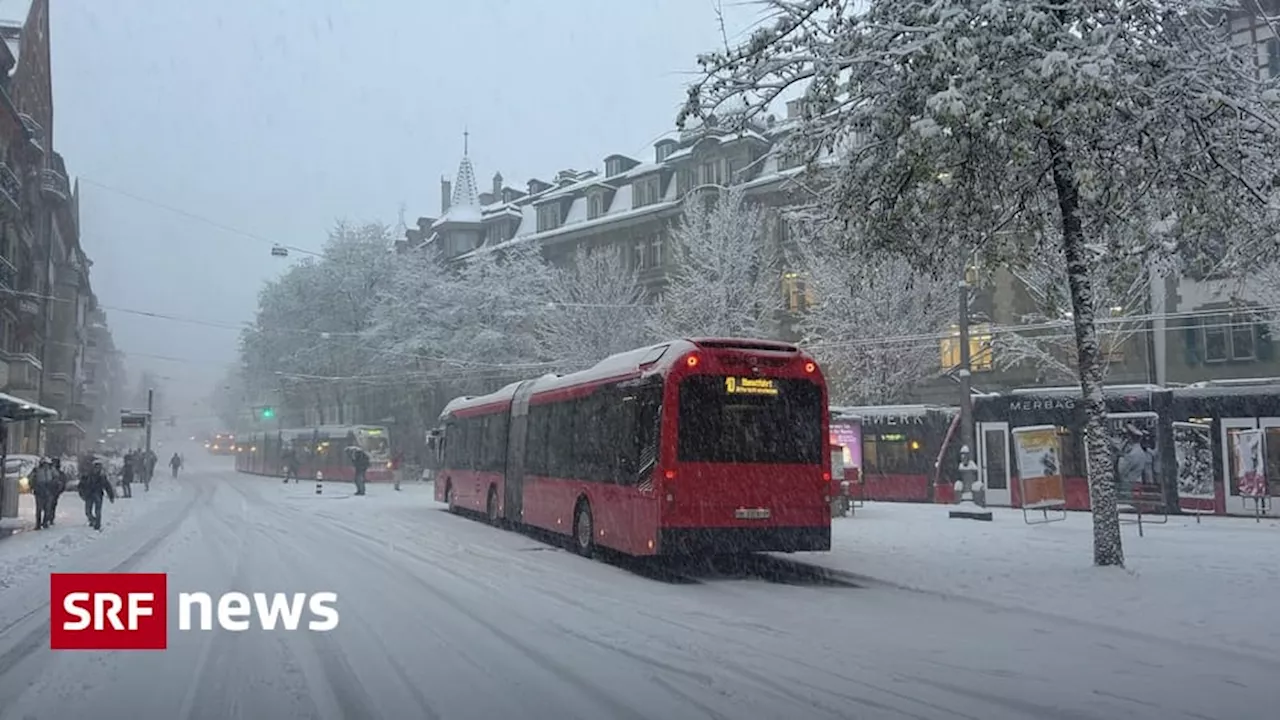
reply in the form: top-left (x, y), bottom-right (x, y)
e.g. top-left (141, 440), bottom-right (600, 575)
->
top-left (676, 376), bottom-right (823, 465)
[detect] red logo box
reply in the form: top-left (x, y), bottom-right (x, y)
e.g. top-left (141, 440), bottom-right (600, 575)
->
top-left (50, 573), bottom-right (168, 650)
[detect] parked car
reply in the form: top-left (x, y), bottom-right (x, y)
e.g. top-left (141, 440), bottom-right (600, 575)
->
top-left (4, 455), bottom-right (41, 494)
top-left (4, 454), bottom-right (81, 493)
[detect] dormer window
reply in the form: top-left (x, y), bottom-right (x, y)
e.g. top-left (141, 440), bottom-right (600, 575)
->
top-left (537, 204), bottom-right (562, 232)
top-left (587, 192), bottom-right (605, 220)
top-left (633, 176), bottom-right (662, 208)
top-left (605, 158), bottom-right (626, 177)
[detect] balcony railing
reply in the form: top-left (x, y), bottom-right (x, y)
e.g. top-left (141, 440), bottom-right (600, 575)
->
top-left (0, 162), bottom-right (20, 215)
top-left (41, 168), bottom-right (69, 202)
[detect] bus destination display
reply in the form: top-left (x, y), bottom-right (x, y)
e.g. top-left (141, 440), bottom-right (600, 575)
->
top-left (724, 377), bottom-right (779, 396)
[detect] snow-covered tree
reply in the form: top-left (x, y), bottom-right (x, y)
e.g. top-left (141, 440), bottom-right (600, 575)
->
top-left (791, 216), bottom-right (956, 404)
top-left (241, 222), bottom-right (398, 424)
top-left (651, 186), bottom-right (783, 339)
top-left (536, 245), bottom-right (652, 372)
top-left (437, 242), bottom-right (556, 393)
top-left (683, 0), bottom-right (1280, 566)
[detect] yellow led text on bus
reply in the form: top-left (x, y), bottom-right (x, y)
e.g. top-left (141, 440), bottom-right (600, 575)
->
top-left (724, 377), bottom-right (779, 396)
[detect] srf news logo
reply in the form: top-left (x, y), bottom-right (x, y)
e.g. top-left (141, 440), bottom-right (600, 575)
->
top-left (50, 573), bottom-right (340, 650)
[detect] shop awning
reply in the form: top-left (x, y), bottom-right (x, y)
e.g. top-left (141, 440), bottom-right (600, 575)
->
top-left (0, 391), bottom-right (58, 422)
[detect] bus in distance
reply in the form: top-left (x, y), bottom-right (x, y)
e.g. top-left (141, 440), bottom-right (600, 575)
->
top-left (432, 338), bottom-right (831, 558)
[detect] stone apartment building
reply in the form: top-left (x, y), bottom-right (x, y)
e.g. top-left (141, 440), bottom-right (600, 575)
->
top-left (0, 0), bottom-right (119, 456)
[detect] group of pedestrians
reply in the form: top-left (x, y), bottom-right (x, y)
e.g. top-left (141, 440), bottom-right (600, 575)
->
top-left (30, 456), bottom-right (116, 531)
top-left (278, 445), bottom-right (404, 495)
top-left (118, 448), bottom-right (158, 497)
top-left (29, 446), bottom-right (184, 533)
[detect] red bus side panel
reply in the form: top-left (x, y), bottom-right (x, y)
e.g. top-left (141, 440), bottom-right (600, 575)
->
top-left (520, 477), bottom-right (660, 556)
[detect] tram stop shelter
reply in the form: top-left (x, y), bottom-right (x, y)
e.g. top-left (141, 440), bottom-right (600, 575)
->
top-left (0, 391), bottom-right (58, 519)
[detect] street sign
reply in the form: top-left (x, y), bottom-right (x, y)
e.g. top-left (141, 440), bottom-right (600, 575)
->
top-left (120, 412), bottom-right (148, 429)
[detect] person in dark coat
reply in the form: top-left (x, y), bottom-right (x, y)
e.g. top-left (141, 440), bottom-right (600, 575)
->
top-left (48, 458), bottom-right (68, 525)
top-left (32, 459), bottom-right (60, 529)
top-left (79, 459), bottom-right (115, 530)
top-left (170, 452), bottom-right (183, 478)
top-left (349, 447), bottom-right (369, 496)
top-left (282, 448), bottom-right (299, 484)
top-left (120, 451), bottom-right (135, 498)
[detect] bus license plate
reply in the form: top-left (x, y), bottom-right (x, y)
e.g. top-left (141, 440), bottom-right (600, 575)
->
top-left (735, 508), bottom-right (771, 520)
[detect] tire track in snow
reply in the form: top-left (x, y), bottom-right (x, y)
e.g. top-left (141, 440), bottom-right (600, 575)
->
top-left (306, 504), bottom-right (1027, 720)
top-left (216, 476), bottom-right (386, 720)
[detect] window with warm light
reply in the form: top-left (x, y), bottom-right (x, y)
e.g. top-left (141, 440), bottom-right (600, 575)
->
top-left (781, 271), bottom-right (815, 312)
top-left (940, 324), bottom-right (994, 372)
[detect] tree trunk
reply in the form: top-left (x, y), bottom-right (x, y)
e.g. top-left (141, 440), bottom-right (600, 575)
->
top-left (1046, 132), bottom-right (1124, 568)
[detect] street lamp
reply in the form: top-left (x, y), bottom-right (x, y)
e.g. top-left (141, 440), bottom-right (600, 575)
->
top-left (950, 275), bottom-right (993, 522)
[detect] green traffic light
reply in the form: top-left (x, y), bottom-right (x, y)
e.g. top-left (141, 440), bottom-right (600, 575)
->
top-left (261, 407), bottom-right (275, 419)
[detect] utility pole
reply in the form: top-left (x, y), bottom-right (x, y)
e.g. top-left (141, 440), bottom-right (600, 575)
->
top-left (951, 277), bottom-right (992, 521)
top-left (145, 388), bottom-right (154, 454)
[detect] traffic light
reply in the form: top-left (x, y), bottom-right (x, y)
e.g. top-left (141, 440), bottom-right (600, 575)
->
top-left (260, 406), bottom-right (275, 420)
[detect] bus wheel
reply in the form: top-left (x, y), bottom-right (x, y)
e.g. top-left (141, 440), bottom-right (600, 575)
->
top-left (486, 486), bottom-right (500, 525)
top-left (573, 501), bottom-right (594, 557)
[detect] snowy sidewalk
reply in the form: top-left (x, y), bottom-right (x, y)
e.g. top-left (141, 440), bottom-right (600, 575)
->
top-left (786, 503), bottom-right (1279, 658)
top-left (0, 478), bottom-right (182, 592)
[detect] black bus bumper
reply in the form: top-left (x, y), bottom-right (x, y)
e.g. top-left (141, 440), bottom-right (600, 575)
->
top-left (659, 526), bottom-right (831, 555)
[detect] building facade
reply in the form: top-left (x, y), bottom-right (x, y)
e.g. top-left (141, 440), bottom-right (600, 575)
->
top-left (0, 0), bottom-right (118, 456)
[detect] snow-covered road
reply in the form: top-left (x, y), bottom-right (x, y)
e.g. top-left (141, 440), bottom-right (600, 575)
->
top-left (0, 462), bottom-right (1274, 720)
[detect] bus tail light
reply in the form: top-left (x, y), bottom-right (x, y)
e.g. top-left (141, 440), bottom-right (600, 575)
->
top-left (664, 469), bottom-right (676, 480)
top-left (685, 354), bottom-right (699, 368)
top-left (804, 361), bottom-right (816, 373)
top-left (822, 471), bottom-right (831, 481)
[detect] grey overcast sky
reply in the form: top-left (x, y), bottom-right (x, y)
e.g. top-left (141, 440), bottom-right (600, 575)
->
top-left (13, 0), bottom-right (768, 418)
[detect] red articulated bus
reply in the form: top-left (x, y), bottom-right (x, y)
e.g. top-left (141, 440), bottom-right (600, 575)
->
top-left (432, 338), bottom-right (832, 558)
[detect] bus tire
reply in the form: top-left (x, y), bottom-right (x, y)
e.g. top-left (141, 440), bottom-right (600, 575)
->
top-left (573, 500), bottom-right (594, 558)
top-left (486, 486), bottom-right (500, 525)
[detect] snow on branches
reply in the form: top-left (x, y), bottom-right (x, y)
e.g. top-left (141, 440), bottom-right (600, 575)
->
top-left (790, 216), bottom-right (955, 404)
top-left (651, 185), bottom-right (782, 340)
top-left (998, 246), bottom-right (1154, 384)
top-left (682, 0), bottom-right (1280, 567)
top-left (536, 245), bottom-right (652, 373)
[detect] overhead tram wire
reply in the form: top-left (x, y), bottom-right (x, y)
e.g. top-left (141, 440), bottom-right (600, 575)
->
top-left (77, 176), bottom-right (324, 259)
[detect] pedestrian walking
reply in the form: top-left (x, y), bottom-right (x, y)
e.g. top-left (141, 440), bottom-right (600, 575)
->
top-left (348, 446), bottom-right (369, 496)
top-left (170, 452), bottom-right (183, 478)
top-left (79, 460), bottom-right (116, 530)
top-left (48, 458), bottom-right (68, 525)
top-left (31, 458), bottom-right (60, 529)
top-left (120, 451), bottom-right (135, 498)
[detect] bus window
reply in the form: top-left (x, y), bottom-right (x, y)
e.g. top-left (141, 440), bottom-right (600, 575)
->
top-left (676, 376), bottom-right (822, 465)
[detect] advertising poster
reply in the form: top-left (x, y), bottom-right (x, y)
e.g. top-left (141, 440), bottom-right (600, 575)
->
top-left (1012, 425), bottom-right (1065, 507)
top-left (1106, 412), bottom-right (1159, 493)
top-left (1172, 422), bottom-right (1214, 500)
top-left (829, 421), bottom-right (862, 469)
top-left (1229, 428), bottom-right (1268, 498)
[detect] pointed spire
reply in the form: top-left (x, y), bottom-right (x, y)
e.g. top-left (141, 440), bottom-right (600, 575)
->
top-left (450, 130), bottom-right (480, 210)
